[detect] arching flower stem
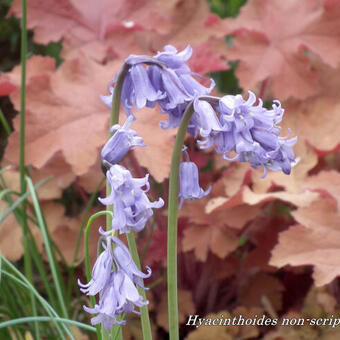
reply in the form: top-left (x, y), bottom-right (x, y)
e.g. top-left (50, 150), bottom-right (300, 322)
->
top-left (167, 94), bottom-right (219, 339)
top-left (110, 63), bottom-right (130, 128)
top-left (167, 100), bottom-right (195, 340)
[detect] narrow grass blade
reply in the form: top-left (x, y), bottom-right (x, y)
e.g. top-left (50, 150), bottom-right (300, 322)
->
top-left (0, 177), bottom-right (50, 225)
top-left (26, 177), bottom-right (69, 319)
top-left (0, 317), bottom-right (95, 332)
top-left (0, 256), bottom-right (73, 340)
top-left (0, 108), bottom-right (11, 136)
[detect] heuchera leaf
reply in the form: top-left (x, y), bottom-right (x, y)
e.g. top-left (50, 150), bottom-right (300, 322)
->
top-left (8, 0), bottom-right (229, 70)
top-left (303, 170), bottom-right (340, 211)
top-left (0, 56), bottom-right (55, 97)
top-left (280, 98), bottom-right (340, 156)
top-left (0, 201), bottom-right (43, 261)
top-left (2, 153), bottom-right (76, 200)
top-left (9, 0), bottom-right (172, 62)
top-left (146, 0), bottom-right (227, 49)
top-left (187, 40), bottom-right (229, 75)
top-left (124, 108), bottom-right (177, 183)
top-left (0, 202), bottom-right (25, 261)
top-left (181, 191), bottom-right (261, 261)
top-left (242, 186), bottom-right (319, 208)
top-left (270, 198), bottom-right (340, 286)
top-left (227, 0), bottom-right (340, 99)
top-left (5, 55), bottom-right (117, 175)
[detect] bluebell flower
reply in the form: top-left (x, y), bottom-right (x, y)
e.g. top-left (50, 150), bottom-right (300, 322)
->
top-left (101, 45), bottom-right (215, 126)
top-left (101, 64), bottom-right (165, 117)
top-left (99, 165), bottom-right (164, 234)
top-left (197, 91), bottom-right (297, 177)
top-left (101, 116), bottom-right (145, 165)
top-left (147, 46), bottom-right (215, 128)
top-left (84, 270), bottom-right (148, 329)
top-left (111, 236), bottom-right (151, 289)
top-left (179, 161), bottom-right (211, 209)
top-left (80, 234), bottom-right (151, 330)
top-left (193, 97), bottom-right (224, 137)
top-left (78, 240), bottom-right (113, 296)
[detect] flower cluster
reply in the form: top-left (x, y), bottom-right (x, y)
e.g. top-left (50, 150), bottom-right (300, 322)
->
top-left (81, 103), bottom-right (163, 330)
top-left (79, 234), bottom-right (151, 329)
top-left (101, 45), bottom-right (215, 130)
top-left (99, 164), bottom-right (164, 234)
top-left (81, 44), bottom-right (298, 331)
top-left (196, 91), bottom-right (297, 177)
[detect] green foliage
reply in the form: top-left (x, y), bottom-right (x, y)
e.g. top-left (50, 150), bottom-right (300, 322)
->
top-left (0, 0), bottom-right (62, 73)
top-left (210, 61), bottom-right (242, 95)
top-left (207, 0), bottom-right (246, 18)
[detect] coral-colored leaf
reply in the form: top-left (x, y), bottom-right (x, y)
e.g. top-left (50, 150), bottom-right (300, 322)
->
top-left (251, 142), bottom-right (318, 195)
top-left (0, 201), bottom-right (43, 261)
top-left (5, 55), bottom-right (119, 175)
top-left (284, 99), bottom-right (340, 153)
top-left (187, 40), bottom-right (229, 75)
top-left (227, 0), bottom-right (340, 99)
top-left (0, 56), bottom-right (55, 97)
top-left (182, 224), bottom-right (240, 262)
top-left (230, 33), bottom-right (320, 100)
top-left (182, 225), bottom-right (213, 262)
top-left (303, 170), bottom-right (340, 210)
top-left (8, 0), bottom-right (230, 76)
top-left (180, 166), bottom-right (262, 261)
top-left (148, 0), bottom-right (226, 49)
top-left (128, 108), bottom-right (177, 182)
top-left (0, 203), bottom-right (24, 261)
top-left (2, 155), bottom-right (75, 200)
top-left (271, 198), bottom-right (340, 286)
top-left (242, 186), bottom-right (319, 208)
top-left (9, 0), bottom-right (171, 61)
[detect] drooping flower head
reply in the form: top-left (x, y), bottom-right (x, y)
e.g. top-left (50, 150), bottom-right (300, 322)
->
top-left (196, 91), bottom-right (297, 177)
top-left (100, 63), bottom-right (165, 116)
top-left (99, 164), bottom-right (164, 234)
top-left (78, 240), bottom-right (113, 296)
top-left (101, 45), bottom-right (215, 129)
top-left (179, 151), bottom-right (211, 209)
top-left (79, 233), bottom-right (151, 330)
top-left (101, 115), bottom-right (145, 165)
top-left (84, 269), bottom-right (148, 330)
